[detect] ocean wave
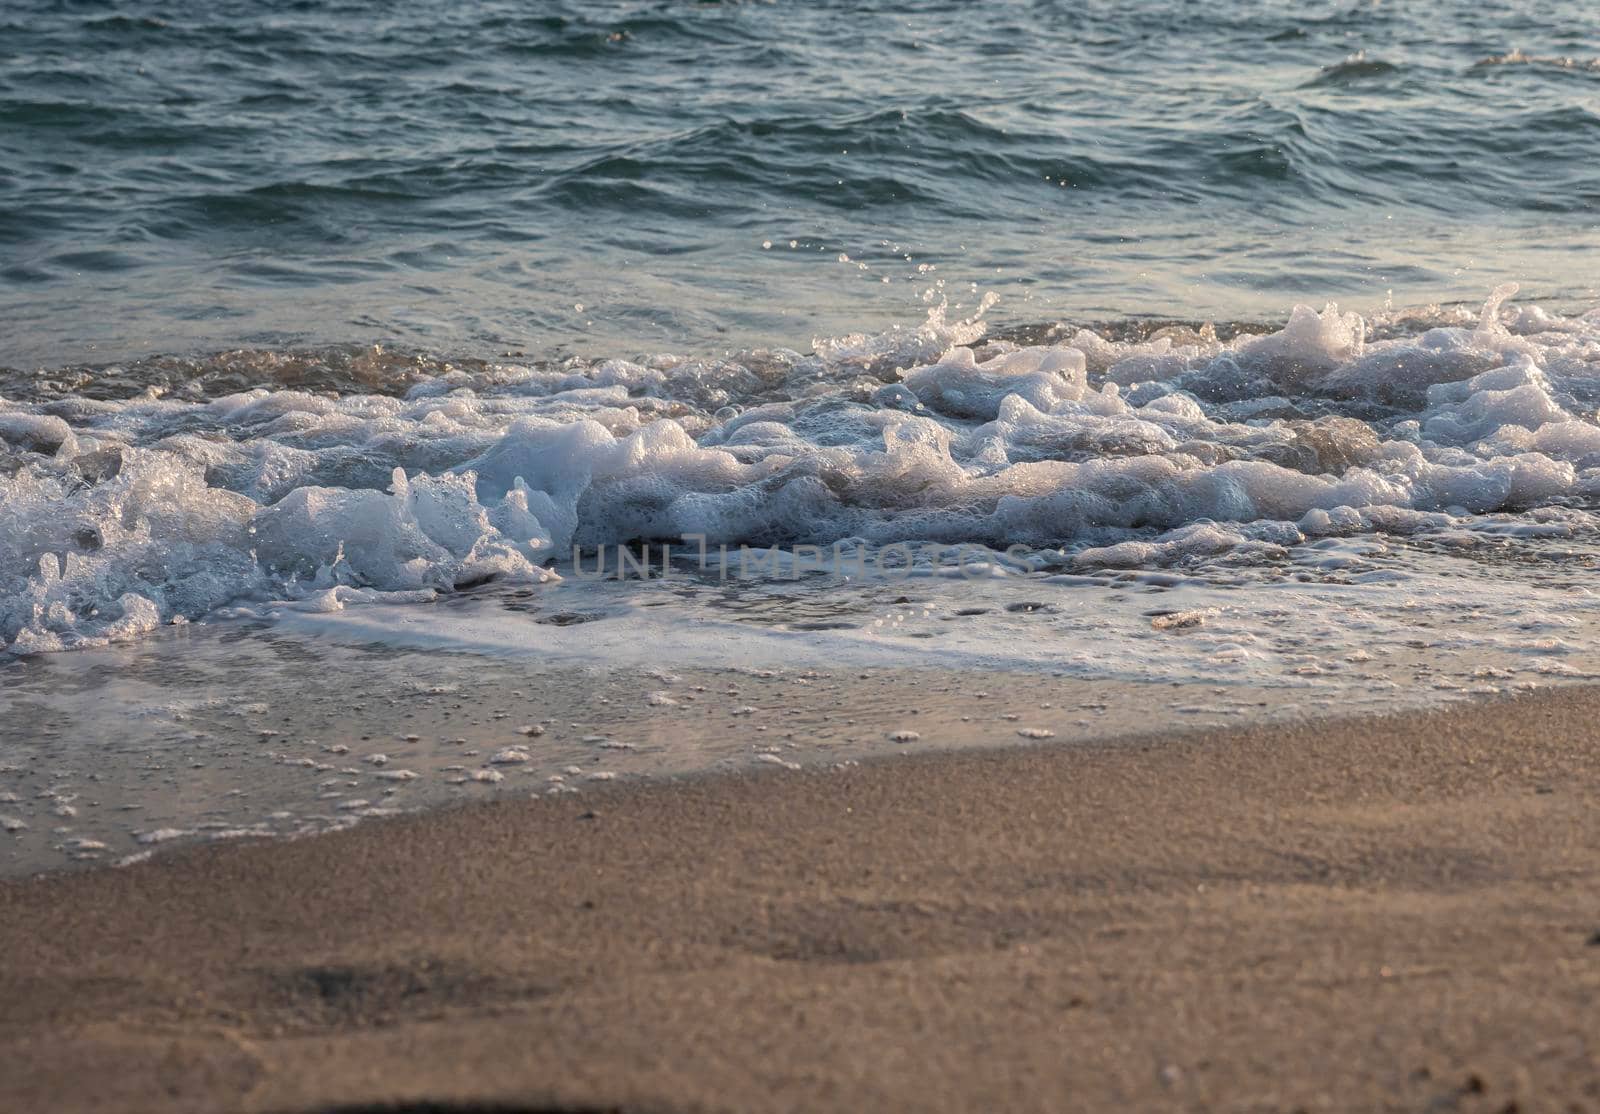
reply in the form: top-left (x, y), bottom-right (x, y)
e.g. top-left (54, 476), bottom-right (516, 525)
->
top-left (1301, 52), bottom-right (1404, 88)
top-left (6, 0), bottom-right (1600, 371)
top-left (6, 286), bottom-right (1600, 655)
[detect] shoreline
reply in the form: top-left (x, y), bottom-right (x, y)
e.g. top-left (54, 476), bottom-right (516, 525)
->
top-left (0, 606), bottom-right (1520, 879)
top-left (5, 684), bottom-right (1599, 1112)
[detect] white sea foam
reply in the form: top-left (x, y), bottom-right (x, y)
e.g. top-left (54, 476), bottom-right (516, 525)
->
top-left (4, 289), bottom-right (1600, 662)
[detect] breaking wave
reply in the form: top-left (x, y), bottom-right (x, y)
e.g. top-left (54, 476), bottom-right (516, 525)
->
top-left (5, 285), bottom-right (1600, 655)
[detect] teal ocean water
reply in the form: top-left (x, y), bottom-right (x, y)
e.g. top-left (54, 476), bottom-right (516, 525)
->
top-left (9, 1), bottom-right (1600, 868)
top-left (2, 0), bottom-right (1598, 366)
top-left (5, 0), bottom-right (1600, 675)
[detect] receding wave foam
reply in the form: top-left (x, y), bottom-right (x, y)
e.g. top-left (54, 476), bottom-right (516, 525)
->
top-left (5, 286), bottom-right (1600, 658)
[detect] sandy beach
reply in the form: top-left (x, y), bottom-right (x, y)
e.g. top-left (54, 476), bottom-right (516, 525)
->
top-left (3, 683), bottom-right (1598, 1113)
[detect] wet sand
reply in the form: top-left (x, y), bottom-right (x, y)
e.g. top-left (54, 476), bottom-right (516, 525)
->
top-left (3, 684), bottom-right (1600, 1113)
top-left (4, 613), bottom-right (1408, 877)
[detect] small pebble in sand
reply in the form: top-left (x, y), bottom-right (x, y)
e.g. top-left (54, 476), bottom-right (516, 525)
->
top-left (470, 769), bottom-right (504, 784)
top-left (517, 724), bottom-right (546, 736)
top-left (376, 769), bottom-right (418, 781)
top-left (888, 730), bottom-right (921, 743)
top-left (1, 816), bottom-right (26, 833)
top-left (490, 747), bottom-right (532, 765)
top-left (366, 753), bottom-right (389, 767)
top-left (1017, 728), bottom-right (1056, 739)
top-left (587, 771), bottom-right (617, 781)
top-left (1151, 609), bottom-right (1213, 631)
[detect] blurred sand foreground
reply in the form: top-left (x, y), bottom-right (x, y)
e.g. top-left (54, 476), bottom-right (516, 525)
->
top-left (3, 682), bottom-right (1599, 1113)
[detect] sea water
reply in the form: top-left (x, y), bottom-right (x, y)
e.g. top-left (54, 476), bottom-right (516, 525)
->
top-left (3, 0), bottom-right (1599, 363)
top-left (5, 284), bottom-right (1600, 696)
top-left (3, 0), bottom-right (1600, 866)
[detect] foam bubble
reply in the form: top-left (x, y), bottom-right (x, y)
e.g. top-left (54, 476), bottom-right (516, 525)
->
top-left (5, 288), bottom-right (1600, 656)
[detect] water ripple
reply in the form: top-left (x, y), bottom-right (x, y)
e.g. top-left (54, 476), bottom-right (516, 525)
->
top-left (0, 0), bottom-right (1597, 365)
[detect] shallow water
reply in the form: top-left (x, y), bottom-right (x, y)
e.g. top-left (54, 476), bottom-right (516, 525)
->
top-left (0, 621), bottom-right (1477, 876)
top-left (3, 0), bottom-right (1599, 365)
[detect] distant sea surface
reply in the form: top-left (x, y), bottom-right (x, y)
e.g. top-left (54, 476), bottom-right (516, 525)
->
top-left (3, 0), bottom-right (1598, 367)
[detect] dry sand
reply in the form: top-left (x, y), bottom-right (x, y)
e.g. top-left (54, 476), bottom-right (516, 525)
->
top-left (3, 683), bottom-right (1599, 1113)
